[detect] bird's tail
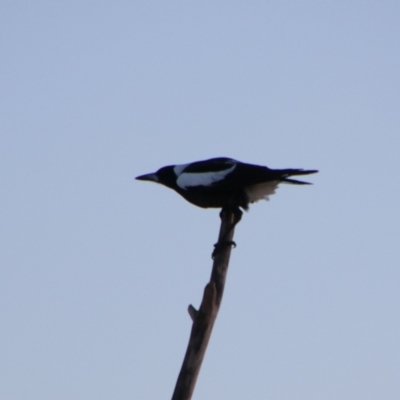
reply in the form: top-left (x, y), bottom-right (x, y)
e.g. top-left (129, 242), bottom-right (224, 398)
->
top-left (277, 169), bottom-right (318, 185)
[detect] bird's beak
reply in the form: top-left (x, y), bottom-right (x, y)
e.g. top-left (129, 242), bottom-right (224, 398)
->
top-left (135, 173), bottom-right (159, 182)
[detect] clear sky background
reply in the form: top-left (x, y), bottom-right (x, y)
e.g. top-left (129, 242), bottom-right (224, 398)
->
top-left (1, 2), bottom-right (400, 399)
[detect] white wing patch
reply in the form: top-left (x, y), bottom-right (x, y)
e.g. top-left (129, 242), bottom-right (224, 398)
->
top-left (245, 181), bottom-right (280, 203)
top-left (177, 164), bottom-right (236, 190)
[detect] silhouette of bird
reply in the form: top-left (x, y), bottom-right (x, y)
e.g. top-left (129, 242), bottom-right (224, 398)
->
top-left (136, 157), bottom-right (317, 211)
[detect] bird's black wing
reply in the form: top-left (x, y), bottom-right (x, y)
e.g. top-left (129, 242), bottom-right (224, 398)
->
top-left (210, 161), bottom-right (277, 188)
top-left (181, 157), bottom-right (236, 174)
top-left (202, 161), bottom-right (317, 189)
top-left (178, 158), bottom-right (317, 189)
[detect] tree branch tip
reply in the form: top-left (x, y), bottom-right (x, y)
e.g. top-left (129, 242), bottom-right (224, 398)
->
top-left (188, 304), bottom-right (198, 321)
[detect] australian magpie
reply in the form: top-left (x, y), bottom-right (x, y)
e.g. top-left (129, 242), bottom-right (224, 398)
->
top-left (136, 157), bottom-right (318, 211)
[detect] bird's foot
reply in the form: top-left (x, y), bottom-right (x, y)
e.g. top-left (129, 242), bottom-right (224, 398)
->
top-left (212, 240), bottom-right (237, 259)
top-left (220, 206), bottom-right (243, 225)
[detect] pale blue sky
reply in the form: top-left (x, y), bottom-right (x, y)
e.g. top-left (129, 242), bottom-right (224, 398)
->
top-left (1, 2), bottom-right (400, 399)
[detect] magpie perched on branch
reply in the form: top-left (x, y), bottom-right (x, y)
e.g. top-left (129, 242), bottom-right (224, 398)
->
top-left (136, 157), bottom-right (318, 211)
top-left (137, 157), bottom-right (317, 258)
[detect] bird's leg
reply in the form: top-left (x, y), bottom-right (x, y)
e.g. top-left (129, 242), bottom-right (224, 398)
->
top-left (212, 207), bottom-right (242, 259)
top-left (212, 241), bottom-right (236, 259)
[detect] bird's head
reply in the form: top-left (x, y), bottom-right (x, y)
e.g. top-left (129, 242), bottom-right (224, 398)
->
top-left (136, 165), bottom-right (177, 189)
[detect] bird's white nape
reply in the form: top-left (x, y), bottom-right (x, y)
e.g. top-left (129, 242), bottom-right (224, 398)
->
top-left (176, 164), bottom-right (236, 190)
top-left (173, 163), bottom-right (190, 177)
top-left (245, 181), bottom-right (280, 203)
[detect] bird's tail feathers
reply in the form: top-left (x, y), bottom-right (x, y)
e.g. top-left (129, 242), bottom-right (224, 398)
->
top-left (277, 169), bottom-right (318, 185)
top-left (280, 168), bottom-right (318, 176)
top-left (282, 178), bottom-right (312, 185)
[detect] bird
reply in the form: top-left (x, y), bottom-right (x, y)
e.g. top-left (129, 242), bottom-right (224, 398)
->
top-left (136, 157), bottom-right (318, 212)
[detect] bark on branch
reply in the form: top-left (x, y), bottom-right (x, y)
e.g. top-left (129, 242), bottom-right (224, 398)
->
top-left (171, 208), bottom-right (241, 400)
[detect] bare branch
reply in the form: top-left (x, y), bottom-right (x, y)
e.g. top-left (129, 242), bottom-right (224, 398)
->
top-left (171, 208), bottom-right (241, 400)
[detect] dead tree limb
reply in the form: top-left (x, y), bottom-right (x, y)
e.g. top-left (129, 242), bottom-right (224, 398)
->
top-left (171, 208), bottom-right (241, 400)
